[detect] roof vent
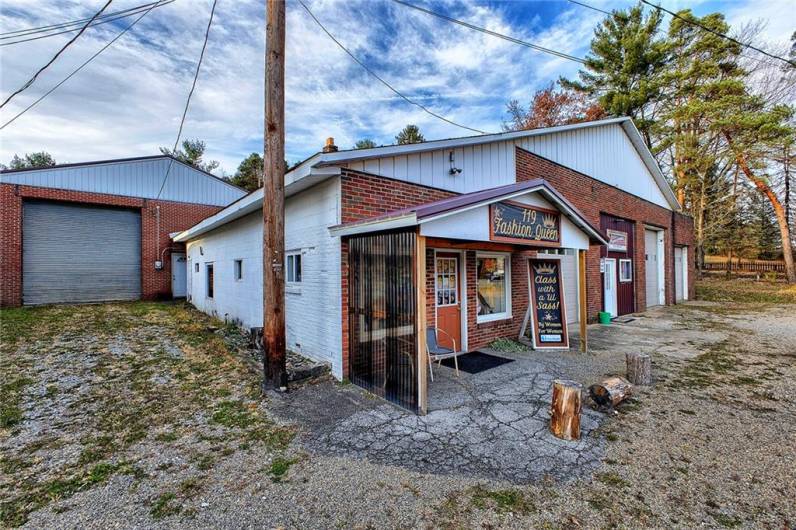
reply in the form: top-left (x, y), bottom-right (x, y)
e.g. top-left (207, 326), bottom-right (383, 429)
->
top-left (322, 137), bottom-right (338, 153)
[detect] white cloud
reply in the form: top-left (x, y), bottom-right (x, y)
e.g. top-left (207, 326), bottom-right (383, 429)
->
top-left (0, 0), bottom-right (784, 175)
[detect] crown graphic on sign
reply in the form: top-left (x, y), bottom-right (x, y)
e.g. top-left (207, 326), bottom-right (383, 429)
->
top-left (534, 263), bottom-right (555, 275)
top-left (543, 213), bottom-right (557, 228)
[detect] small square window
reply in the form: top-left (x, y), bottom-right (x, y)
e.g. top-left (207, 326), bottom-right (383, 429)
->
top-left (619, 259), bottom-right (632, 282)
top-left (195, 262), bottom-right (199, 273)
top-left (206, 263), bottom-right (214, 298)
top-left (286, 252), bottom-right (302, 283)
top-left (234, 259), bottom-right (243, 281)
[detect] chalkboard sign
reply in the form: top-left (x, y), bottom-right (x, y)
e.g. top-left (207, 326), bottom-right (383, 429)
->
top-left (490, 201), bottom-right (560, 246)
top-left (526, 258), bottom-right (569, 349)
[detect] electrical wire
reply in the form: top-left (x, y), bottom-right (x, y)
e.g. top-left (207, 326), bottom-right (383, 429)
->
top-left (0, 1), bottom-right (175, 46)
top-left (155, 0), bottom-right (218, 200)
top-left (0, 1), bottom-right (169, 38)
top-left (390, 0), bottom-right (586, 64)
top-left (0, 1), bottom-right (113, 109)
top-left (566, 0), bottom-right (612, 16)
top-left (0, 1), bottom-right (166, 130)
top-left (639, 0), bottom-right (795, 68)
top-left (297, 0), bottom-right (487, 135)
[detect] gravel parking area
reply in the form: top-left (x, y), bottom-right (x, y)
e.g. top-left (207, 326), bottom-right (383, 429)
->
top-left (1, 282), bottom-right (794, 529)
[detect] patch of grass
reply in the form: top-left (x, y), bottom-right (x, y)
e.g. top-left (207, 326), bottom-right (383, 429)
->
top-left (710, 512), bottom-right (742, 528)
top-left (154, 431), bottom-right (180, 443)
top-left (670, 339), bottom-right (740, 390)
top-left (268, 456), bottom-right (298, 482)
top-left (0, 376), bottom-right (33, 428)
top-left (470, 486), bottom-right (536, 515)
top-left (595, 472), bottom-right (629, 488)
top-left (178, 477), bottom-right (204, 498)
top-left (696, 278), bottom-right (796, 304)
top-left (210, 400), bottom-right (257, 429)
top-left (195, 455), bottom-right (215, 471)
top-left (246, 424), bottom-right (295, 450)
top-left (150, 492), bottom-right (181, 519)
top-left (488, 338), bottom-right (528, 353)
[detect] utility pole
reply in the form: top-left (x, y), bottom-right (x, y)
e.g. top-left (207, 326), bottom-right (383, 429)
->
top-left (263, 0), bottom-right (287, 390)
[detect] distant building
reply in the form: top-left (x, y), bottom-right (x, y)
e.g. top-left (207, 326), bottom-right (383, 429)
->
top-left (0, 155), bottom-right (246, 306)
top-left (174, 117), bottom-right (694, 414)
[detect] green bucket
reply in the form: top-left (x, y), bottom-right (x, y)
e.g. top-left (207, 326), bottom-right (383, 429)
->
top-left (598, 311), bottom-right (612, 325)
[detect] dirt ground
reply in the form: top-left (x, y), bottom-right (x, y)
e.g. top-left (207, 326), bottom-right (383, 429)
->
top-left (1, 279), bottom-right (794, 529)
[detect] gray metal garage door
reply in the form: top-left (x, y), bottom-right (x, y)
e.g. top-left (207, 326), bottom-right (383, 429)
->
top-left (23, 201), bottom-right (141, 305)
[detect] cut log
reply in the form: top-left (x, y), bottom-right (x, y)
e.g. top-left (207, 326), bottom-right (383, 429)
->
top-left (589, 376), bottom-right (633, 407)
top-left (626, 353), bottom-right (652, 385)
top-left (550, 379), bottom-right (582, 441)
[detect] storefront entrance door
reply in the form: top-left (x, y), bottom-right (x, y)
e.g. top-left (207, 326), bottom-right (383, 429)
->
top-left (435, 253), bottom-right (461, 351)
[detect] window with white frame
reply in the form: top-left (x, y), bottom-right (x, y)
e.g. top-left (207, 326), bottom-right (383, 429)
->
top-left (286, 252), bottom-right (302, 283)
top-left (476, 253), bottom-right (510, 322)
top-left (234, 259), bottom-right (243, 281)
top-left (619, 259), bottom-right (632, 282)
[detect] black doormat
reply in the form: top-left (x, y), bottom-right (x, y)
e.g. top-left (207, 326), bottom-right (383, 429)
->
top-left (440, 351), bottom-right (514, 374)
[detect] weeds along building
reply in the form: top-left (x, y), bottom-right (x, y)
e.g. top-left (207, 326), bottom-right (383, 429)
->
top-left (0, 155), bottom-right (246, 307)
top-left (174, 117), bottom-right (695, 413)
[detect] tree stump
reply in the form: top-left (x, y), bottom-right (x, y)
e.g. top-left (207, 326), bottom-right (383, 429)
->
top-left (589, 376), bottom-right (632, 407)
top-left (626, 353), bottom-right (652, 385)
top-left (550, 379), bottom-right (582, 441)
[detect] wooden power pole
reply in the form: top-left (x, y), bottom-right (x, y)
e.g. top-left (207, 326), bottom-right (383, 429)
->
top-left (263, 0), bottom-right (287, 390)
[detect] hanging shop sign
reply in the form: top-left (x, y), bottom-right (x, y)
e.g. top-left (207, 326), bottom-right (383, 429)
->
top-left (606, 229), bottom-right (628, 252)
top-left (523, 258), bottom-right (569, 349)
top-left (489, 201), bottom-right (560, 246)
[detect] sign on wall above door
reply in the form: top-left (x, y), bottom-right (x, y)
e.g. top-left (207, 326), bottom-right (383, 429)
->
top-left (606, 229), bottom-right (628, 252)
top-left (489, 201), bottom-right (560, 246)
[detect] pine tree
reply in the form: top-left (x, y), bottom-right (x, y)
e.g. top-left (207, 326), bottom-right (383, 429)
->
top-left (561, 2), bottom-right (668, 148)
top-left (354, 139), bottom-right (377, 149)
top-left (395, 125), bottom-right (425, 145)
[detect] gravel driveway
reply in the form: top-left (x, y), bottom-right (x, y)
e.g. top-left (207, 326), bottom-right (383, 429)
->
top-left (1, 287), bottom-right (794, 529)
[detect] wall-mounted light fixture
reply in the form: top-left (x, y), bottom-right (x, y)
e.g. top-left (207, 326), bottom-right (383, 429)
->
top-left (448, 150), bottom-right (462, 175)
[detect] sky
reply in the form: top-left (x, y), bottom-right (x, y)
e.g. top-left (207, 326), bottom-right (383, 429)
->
top-left (0, 0), bottom-right (792, 175)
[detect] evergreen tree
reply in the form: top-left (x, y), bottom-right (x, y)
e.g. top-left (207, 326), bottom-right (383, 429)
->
top-left (354, 139), bottom-right (377, 149)
top-left (561, 2), bottom-right (668, 148)
top-left (395, 125), bottom-right (425, 145)
top-left (2, 151), bottom-right (56, 170)
top-left (160, 139), bottom-right (220, 173)
top-left (229, 153), bottom-right (263, 192)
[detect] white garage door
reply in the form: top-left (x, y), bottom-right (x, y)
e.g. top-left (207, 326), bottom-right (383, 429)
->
top-left (644, 229), bottom-right (661, 307)
top-left (23, 201), bottom-right (142, 305)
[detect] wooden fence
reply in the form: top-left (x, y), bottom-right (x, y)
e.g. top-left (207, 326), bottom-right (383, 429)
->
top-left (703, 255), bottom-right (785, 273)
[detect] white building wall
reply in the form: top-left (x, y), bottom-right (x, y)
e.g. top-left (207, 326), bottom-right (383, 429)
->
top-left (186, 177), bottom-right (343, 378)
top-left (345, 123), bottom-right (670, 208)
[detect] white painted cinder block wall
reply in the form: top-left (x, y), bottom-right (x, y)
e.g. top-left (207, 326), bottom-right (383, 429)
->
top-left (186, 177), bottom-right (343, 378)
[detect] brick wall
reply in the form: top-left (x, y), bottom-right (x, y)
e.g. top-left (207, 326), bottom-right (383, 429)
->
top-left (0, 183), bottom-right (221, 307)
top-left (515, 147), bottom-right (695, 320)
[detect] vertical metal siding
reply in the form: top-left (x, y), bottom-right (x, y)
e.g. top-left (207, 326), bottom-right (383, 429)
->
top-left (22, 201), bottom-right (142, 305)
top-left (1, 158), bottom-right (245, 206)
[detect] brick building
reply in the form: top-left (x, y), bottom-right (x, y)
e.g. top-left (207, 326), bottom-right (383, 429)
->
top-left (0, 155), bottom-right (246, 307)
top-left (173, 117), bottom-right (694, 414)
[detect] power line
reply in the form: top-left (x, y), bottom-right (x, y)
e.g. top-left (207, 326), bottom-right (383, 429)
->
top-left (0, 1), bottom-right (113, 109)
top-left (297, 0), bottom-right (487, 135)
top-left (1, 1), bottom-right (165, 130)
top-left (390, 0), bottom-right (586, 64)
top-left (155, 0), bottom-right (218, 200)
top-left (0, 1), bottom-right (169, 39)
top-left (0, 1), bottom-right (175, 46)
top-left (566, 0), bottom-right (612, 16)
top-left (639, 0), bottom-right (796, 68)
